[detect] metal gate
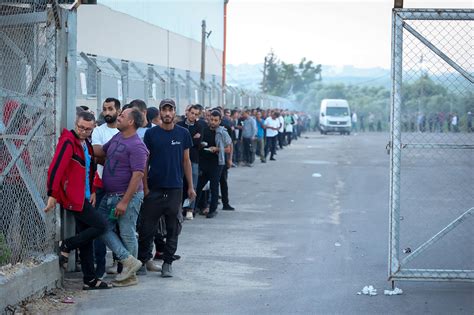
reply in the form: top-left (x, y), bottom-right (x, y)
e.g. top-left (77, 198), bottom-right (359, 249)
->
top-left (0, 1), bottom-right (59, 266)
top-left (388, 8), bottom-right (473, 283)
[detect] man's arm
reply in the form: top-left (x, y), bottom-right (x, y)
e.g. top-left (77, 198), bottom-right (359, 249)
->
top-left (44, 138), bottom-right (74, 212)
top-left (252, 118), bottom-right (257, 138)
top-left (93, 145), bottom-right (106, 164)
top-left (114, 171), bottom-right (144, 217)
top-left (142, 157), bottom-right (149, 196)
top-left (183, 149), bottom-right (196, 200)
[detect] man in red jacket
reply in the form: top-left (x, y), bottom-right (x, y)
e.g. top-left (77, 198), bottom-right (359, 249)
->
top-left (43, 111), bottom-right (111, 290)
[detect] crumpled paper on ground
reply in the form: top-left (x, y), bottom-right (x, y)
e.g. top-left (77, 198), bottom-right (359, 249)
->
top-left (357, 285), bottom-right (377, 296)
top-left (384, 287), bottom-right (403, 295)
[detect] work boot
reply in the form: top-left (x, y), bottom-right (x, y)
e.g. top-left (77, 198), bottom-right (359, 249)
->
top-left (112, 275), bottom-right (138, 287)
top-left (115, 256), bottom-right (142, 282)
top-left (161, 262), bottom-right (173, 278)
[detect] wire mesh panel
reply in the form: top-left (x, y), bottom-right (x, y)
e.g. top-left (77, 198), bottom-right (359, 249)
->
top-left (389, 9), bottom-right (474, 282)
top-left (0, 1), bottom-right (58, 265)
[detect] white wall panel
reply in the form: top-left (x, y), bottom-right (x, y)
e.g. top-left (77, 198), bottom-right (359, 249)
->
top-left (78, 4), bottom-right (222, 77)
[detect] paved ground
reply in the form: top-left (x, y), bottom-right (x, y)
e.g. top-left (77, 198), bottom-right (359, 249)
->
top-left (66, 132), bottom-right (473, 314)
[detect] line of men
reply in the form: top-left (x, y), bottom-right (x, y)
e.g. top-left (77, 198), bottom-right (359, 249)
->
top-left (43, 97), bottom-right (304, 290)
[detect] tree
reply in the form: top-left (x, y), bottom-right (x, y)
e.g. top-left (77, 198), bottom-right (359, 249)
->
top-left (261, 51), bottom-right (322, 98)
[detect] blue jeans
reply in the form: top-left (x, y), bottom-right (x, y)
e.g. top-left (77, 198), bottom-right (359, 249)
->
top-left (98, 191), bottom-right (144, 260)
top-left (187, 162), bottom-right (199, 209)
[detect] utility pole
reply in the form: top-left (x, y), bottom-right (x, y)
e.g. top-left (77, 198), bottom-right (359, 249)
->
top-left (200, 19), bottom-right (206, 106)
top-left (222, 0), bottom-right (229, 107)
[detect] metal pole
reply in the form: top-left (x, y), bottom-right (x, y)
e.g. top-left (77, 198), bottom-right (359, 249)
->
top-left (64, 7), bottom-right (78, 272)
top-left (200, 20), bottom-right (206, 106)
top-left (121, 60), bottom-right (129, 104)
top-left (388, 9), bottom-right (404, 281)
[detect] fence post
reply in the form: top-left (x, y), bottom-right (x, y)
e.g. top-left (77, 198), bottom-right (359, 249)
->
top-left (186, 70), bottom-right (192, 104)
top-left (62, 7), bottom-right (78, 272)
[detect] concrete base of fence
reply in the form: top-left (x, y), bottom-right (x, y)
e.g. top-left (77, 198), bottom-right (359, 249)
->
top-left (0, 254), bottom-right (61, 311)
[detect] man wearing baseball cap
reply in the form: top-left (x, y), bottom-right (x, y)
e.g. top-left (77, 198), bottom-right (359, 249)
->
top-left (137, 99), bottom-right (196, 277)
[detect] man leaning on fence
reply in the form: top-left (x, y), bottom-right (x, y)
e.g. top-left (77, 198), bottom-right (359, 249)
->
top-left (43, 111), bottom-right (112, 290)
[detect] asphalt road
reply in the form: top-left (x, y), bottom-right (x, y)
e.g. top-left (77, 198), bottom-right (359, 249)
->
top-left (71, 132), bottom-right (473, 314)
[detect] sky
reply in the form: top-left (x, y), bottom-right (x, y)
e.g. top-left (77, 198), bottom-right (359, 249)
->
top-left (226, 0), bottom-right (472, 69)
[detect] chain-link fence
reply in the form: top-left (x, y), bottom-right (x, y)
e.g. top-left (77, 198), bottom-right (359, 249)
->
top-left (388, 9), bottom-right (473, 283)
top-left (76, 53), bottom-right (291, 114)
top-left (0, 1), bottom-right (58, 266)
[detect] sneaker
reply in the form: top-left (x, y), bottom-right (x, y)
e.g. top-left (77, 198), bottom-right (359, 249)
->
top-left (222, 205), bottom-right (235, 211)
top-left (115, 256), bottom-right (142, 282)
top-left (136, 265), bottom-right (147, 276)
top-left (270, 157), bottom-right (276, 161)
top-left (112, 275), bottom-right (138, 287)
top-left (106, 261), bottom-right (118, 275)
top-left (146, 260), bottom-right (162, 272)
top-left (185, 211), bottom-right (194, 220)
top-left (161, 262), bottom-right (173, 278)
top-left (206, 211), bottom-right (217, 218)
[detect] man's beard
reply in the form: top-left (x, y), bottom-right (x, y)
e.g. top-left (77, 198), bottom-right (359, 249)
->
top-left (104, 115), bottom-right (117, 123)
top-left (161, 116), bottom-right (173, 124)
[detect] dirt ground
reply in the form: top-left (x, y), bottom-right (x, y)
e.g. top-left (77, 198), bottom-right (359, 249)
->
top-left (8, 273), bottom-right (84, 315)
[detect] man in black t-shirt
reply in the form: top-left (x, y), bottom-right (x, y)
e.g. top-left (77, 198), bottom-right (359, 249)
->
top-left (137, 99), bottom-right (195, 278)
top-left (195, 111), bottom-right (232, 218)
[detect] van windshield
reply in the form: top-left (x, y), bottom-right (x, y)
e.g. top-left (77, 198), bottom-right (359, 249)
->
top-left (326, 107), bottom-right (349, 117)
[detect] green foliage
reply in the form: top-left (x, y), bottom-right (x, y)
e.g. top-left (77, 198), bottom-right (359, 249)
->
top-left (261, 51), bottom-right (321, 97)
top-left (0, 233), bottom-right (11, 265)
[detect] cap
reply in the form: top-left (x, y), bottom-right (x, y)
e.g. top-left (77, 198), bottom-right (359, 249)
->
top-left (159, 98), bottom-right (176, 110)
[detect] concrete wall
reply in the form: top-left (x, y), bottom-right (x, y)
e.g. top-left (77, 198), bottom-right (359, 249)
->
top-left (77, 5), bottom-right (223, 77)
top-left (0, 255), bottom-right (61, 311)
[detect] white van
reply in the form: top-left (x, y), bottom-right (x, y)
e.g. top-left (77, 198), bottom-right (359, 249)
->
top-left (319, 99), bottom-right (352, 135)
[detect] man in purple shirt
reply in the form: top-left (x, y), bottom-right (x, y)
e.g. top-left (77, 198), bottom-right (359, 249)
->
top-left (94, 108), bottom-right (149, 286)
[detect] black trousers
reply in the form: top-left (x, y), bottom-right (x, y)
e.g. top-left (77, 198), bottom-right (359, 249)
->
top-left (265, 136), bottom-right (277, 159)
top-left (219, 165), bottom-right (229, 206)
top-left (277, 132), bottom-right (285, 148)
top-left (138, 188), bottom-right (182, 264)
top-left (242, 138), bottom-right (254, 164)
top-left (65, 200), bottom-right (107, 283)
top-left (286, 131), bottom-right (293, 145)
top-left (195, 163), bottom-right (223, 214)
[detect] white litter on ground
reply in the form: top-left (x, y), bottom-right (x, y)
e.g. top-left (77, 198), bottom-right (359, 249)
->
top-left (384, 287), bottom-right (403, 296)
top-left (357, 285), bottom-right (377, 296)
top-left (290, 200), bottom-right (294, 202)
top-left (312, 173), bottom-right (322, 178)
top-left (334, 242), bottom-right (341, 247)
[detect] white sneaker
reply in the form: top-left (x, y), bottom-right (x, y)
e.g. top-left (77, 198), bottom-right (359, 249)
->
top-left (106, 261), bottom-right (118, 274)
top-left (185, 211), bottom-right (193, 220)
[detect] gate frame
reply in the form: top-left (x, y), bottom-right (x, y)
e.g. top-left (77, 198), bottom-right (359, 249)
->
top-left (388, 8), bottom-right (474, 285)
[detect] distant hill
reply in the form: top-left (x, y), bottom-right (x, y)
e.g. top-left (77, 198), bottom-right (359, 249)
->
top-left (226, 63), bottom-right (392, 90)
